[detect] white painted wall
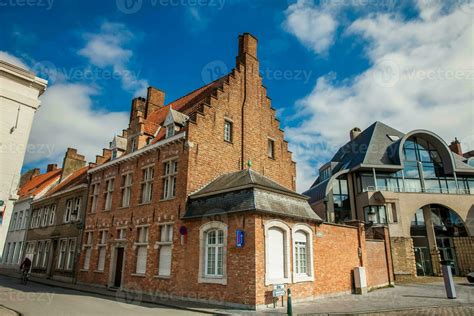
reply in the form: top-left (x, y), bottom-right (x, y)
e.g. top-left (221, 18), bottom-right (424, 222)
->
top-left (0, 61), bottom-right (47, 258)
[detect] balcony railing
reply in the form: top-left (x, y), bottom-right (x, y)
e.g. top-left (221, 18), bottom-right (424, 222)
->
top-left (364, 186), bottom-right (472, 195)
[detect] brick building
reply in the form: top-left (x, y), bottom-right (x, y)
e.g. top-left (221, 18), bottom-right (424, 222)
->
top-left (77, 34), bottom-right (393, 309)
top-left (24, 148), bottom-right (90, 282)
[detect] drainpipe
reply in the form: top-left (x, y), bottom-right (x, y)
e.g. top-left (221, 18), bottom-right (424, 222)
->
top-left (240, 63), bottom-right (247, 170)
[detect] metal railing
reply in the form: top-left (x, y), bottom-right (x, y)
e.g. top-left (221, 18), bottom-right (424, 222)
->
top-left (364, 186), bottom-right (472, 195)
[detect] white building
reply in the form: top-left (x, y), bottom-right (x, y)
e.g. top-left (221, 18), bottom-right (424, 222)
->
top-left (0, 60), bottom-right (48, 258)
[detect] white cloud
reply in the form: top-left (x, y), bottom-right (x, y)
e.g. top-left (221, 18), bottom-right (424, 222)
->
top-left (25, 83), bottom-right (129, 166)
top-left (283, 0), bottom-right (338, 55)
top-left (0, 51), bottom-right (30, 70)
top-left (78, 22), bottom-right (148, 96)
top-left (285, 2), bottom-right (474, 192)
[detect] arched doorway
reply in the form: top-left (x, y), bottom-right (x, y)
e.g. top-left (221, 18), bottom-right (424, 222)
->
top-left (410, 204), bottom-right (468, 276)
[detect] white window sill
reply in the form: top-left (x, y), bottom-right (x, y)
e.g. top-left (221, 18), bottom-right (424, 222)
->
top-left (160, 197), bottom-right (176, 202)
top-left (94, 270), bottom-right (105, 273)
top-left (265, 277), bottom-right (291, 286)
top-left (293, 275), bottom-right (315, 283)
top-left (131, 273), bottom-right (146, 277)
top-left (154, 275), bottom-right (171, 279)
top-left (79, 269), bottom-right (89, 272)
top-left (198, 276), bottom-right (227, 285)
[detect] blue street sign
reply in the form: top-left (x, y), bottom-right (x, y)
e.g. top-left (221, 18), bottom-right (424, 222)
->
top-left (236, 230), bottom-right (244, 247)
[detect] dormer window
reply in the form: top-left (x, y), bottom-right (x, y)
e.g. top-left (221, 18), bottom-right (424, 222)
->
top-left (130, 137), bottom-right (137, 152)
top-left (166, 124), bottom-right (175, 138)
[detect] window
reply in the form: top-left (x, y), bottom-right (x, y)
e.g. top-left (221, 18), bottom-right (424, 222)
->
top-left (320, 167), bottom-right (331, 182)
top-left (57, 239), bottom-right (67, 269)
top-left (199, 221), bottom-right (227, 284)
top-left (71, 198), bottom-right (81, 221)
top-left (64, 199), bottom-right (73, 223)
top-left (42, 241), bottom-right (50, 268)
top-left (17, 211), bottom-right (23, 230)
top-left (31, 210), bottom-right (37, 228)
top-left (35, 241), bottom-right (43, 267)
top-left (42, 206), bottom-right (49, 227)
top-left (66, 239), bottom-right (76, 270)
top-left (166, 124), bottom-right (175, 138)
top-left (135, 226), bottom-right (149, 274)
top-left (292, 225), bottom-right (314, 282)
top-left (116, 228), bottom-right (126, 240)
top-left (10, 213), bottom-right (17, 231)
top-left (36, 209), bottom-right (43, 227)
top-left (157, 224), bottom-right (173, 277)
top-left (97, 231), bottom-right (107, 271)
top-left (121, 173), bottom-right (133, 207)
top-left (130, 137), bottom-right (137, 152)
top-left (16, 242), bottom-right (23, 265)
top-left (141, 166), bottom-right (154, 203)
top-left (83, 232), bottom-right (93, 270)
top-left (268, 138), bottom-right (275, 159)
top-left (104, 179), bottom-right (114, 210)
top-left (162, 160), bottom-right (177, 200)
top-left (49, 205), bottom-right (56, 225)
top-left (224, 120), bottom-right (233, 142)
top-left (332, 175), bottom-right (351, 223)
top-left (90, 183), bottom-right (100, 213)
top-left (264, 220), bottom-right (290, 285)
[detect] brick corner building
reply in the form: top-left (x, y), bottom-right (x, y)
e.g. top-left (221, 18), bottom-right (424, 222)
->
top-left (77, 34), bottom-right (393, 309)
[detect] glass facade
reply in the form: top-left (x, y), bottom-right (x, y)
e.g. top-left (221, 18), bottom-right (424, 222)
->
top-left (358, 137), bottom-right (474, 194)
top-left (332, 175), bottom-right (351, 223)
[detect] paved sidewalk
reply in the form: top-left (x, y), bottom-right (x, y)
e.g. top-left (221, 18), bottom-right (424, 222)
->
top-left (1, 270), bottom-right (473, 315)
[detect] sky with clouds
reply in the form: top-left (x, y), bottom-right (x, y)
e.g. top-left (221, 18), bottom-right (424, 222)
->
top-left (0, 0), bottom-right (472, 192)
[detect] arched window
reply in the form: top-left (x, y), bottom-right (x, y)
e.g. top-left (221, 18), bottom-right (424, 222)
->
top-left (292, 224), bottom-right (315, 282)
top-left (403, 137), bottom-right (457, 193)
top-left (199, 221), bottom-right (227, 284)
top-left (264, 220), bottom-right (291, 285)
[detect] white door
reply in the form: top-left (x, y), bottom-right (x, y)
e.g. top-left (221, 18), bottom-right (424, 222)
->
top-left (267, 227), bottom-right (285, 280)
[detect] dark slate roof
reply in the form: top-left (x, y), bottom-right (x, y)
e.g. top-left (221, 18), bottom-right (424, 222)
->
top-left (190, 169), bottom-right (300, 198)
top-left (184, 169), bottom-right (322, 222)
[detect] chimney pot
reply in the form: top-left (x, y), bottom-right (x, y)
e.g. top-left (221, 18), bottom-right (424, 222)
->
top-left (46, 164), bottom-right (57, 172)
top-left (350, 127), bottom-right (362, 141)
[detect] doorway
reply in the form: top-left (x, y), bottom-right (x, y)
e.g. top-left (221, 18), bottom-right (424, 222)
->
top-left (113, 247), bottom-right (124, 288)
top-left (414, 247), bottom-right (433, 276)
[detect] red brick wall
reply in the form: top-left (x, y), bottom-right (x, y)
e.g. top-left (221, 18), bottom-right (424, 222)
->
top-left (366, 240), bottom-right (390, 288)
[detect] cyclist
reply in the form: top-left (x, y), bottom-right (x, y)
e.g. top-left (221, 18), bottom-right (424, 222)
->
top-left (19, 257), bottom-right (32, 284)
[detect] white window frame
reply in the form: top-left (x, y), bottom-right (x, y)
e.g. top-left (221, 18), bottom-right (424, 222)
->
top-left (97, 230), bottom-right (107, 272)
top-left (116, 228), bottom-right (127, 240)
top-left (36, 208), bottom-right (42, 227)
top-left (82, 231), bottom-right (93, 270)
top-left (57, 239), bottom-right (68, 269)
top-left (135, 226), bottom-right (149, 274)
top-left (104, 178), bottom-right (114, 210)
top-left (42, 206), bottom-right (49, 227)
top-left (198, 221), bottom-right (227, 285)
top-left (264, 220), bottom-right (291, 286)
top-left (10, 212), bottom-right (17, 231)
top-left (90, 183), bottom-right (100, 213)
top-left (292, 224), bottom-right (315, 283)
top-left (121, 173), bottom-right (133, 207)
top-left (31, 210), bottom-right (37, 228)
top-left (156, 223), bottom-right (173, 277)
top-left (42, 240), bottom-right (50, 268)
top-left (71, 198), bottom-right (81, 221)
top-left (166, 124), bottom-right (175, 138)
top-left (141, 166), bottom-right (154, 204)
top-left (66, 238), bottom-right (76, 271)
top-left (49, 205), bottom-right (56, 226)
top-left (162, 160), bottom-right (177, 200)
top-left (224, 119), bottom-right (233, 142)
top-left (64, 199), bottom-right (73, 223)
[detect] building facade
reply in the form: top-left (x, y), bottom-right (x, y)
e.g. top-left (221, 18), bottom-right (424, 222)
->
top-left (0, 60), bottom-right (48, 258)
top-left (1, 165), bottom-right (61, 270)
top-left (76, 34), bottom-right (393, 309)
top-left (24, 148), bottom-right (89, 282)
top-left (304, 122), bottom-right (474, 280)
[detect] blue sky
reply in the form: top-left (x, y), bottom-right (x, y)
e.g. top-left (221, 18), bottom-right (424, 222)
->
top-left (1, 0), bottom-right (472, 191)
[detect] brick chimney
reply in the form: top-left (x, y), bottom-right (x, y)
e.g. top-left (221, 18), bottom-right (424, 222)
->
top-left (145, 87), bottom-right (165, 118)
top-left (236, 33), bottom-right (258, 66)
top-left (60, 148), bottom-right (86, 181)
top-left (449, 138), bottom-right (462, 156)
top-left (129, 97), bottom-right (146, 125)
top-left (95, 148), bottom-right (113, 165)
top-left (46, 164), bottom-right (58, 172)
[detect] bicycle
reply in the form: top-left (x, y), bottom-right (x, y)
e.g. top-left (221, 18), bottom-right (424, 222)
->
top-left (20, 269), bottom-right (29, 285)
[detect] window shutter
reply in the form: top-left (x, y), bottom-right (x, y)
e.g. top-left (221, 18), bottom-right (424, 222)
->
top-left (98, 248), bottom-right (106, 271)
top-left (136, 246), bottom-right (147, 274)
top-left (158, 245), bottom-right (172, 276)
top-left (267, 227), bottom-right (285, 280)
top-left (84, 248), bottom-right (91, 269)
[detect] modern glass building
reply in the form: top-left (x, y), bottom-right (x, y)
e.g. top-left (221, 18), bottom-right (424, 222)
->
top-left (304, 122), bottom-right (474, 279)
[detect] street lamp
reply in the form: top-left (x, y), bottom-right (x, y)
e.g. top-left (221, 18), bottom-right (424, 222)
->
top-left (366, 207), bottom-right (376, 228)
